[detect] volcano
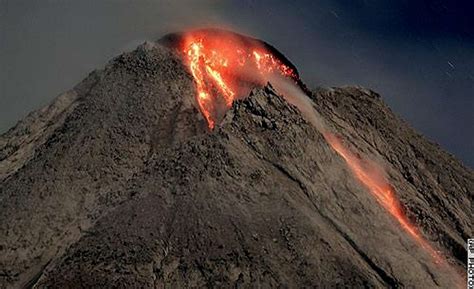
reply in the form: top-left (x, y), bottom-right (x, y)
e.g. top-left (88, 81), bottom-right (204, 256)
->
top-left (0, 29), bottom-right (472, 288)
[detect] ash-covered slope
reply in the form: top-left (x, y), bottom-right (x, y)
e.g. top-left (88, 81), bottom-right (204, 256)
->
top-left (0, 42), bottom-right (206, 288)
top-left (312, 87), bottom-right (472, 263)
top-left (0, 39), bottom-right (472, 289)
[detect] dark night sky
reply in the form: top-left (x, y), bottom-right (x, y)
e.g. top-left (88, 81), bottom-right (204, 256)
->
top-left (1, 0), bottom-right (473, 167)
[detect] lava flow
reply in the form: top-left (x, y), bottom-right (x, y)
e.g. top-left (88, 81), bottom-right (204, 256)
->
top-left (176, 29), bottom-right (446, 267)
top-left (323, 132), bottom-right (444, 264)
top-left (180, 29), bottom-right (298, 128)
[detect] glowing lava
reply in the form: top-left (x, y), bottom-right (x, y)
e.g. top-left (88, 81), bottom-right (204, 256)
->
top-left (181, 30), bottom-right (298, 128)
top-left (323, 132), bottom-right (443, 264)
top-left (177, 29), bottom-right (447, 268)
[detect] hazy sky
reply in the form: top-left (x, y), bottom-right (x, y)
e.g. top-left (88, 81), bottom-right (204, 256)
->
top-left (1, 0), bottom-right (473, 167)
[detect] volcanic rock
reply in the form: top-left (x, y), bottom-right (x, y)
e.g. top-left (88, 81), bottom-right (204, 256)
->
top-left (0, 38), bottom-right (472, 289)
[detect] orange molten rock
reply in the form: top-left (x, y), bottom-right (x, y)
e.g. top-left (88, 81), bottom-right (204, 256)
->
top-left (182, 31), bottom-right (297, 128)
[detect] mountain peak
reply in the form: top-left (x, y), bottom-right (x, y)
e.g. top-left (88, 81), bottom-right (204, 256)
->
top-left (0, 33), bottom-right (471, 288)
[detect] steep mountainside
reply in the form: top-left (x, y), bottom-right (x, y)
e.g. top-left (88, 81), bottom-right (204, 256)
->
top-left (0, 39), bottom-right (472, 288)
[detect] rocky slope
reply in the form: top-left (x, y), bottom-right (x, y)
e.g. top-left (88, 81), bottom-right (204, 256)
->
top-left (0, 40), bottom-right (472, 288)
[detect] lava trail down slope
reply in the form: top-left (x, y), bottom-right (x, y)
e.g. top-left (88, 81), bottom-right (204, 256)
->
top-left (0, 30), bottom-right (472, 288)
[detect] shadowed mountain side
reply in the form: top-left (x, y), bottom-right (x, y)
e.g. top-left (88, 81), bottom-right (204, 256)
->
top-left (311, 87), bottom-right (472, 265)
top-left (0, 42), bottom-right (207, 288)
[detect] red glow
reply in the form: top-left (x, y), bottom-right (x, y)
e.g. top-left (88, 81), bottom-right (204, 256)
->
top-left (324, 132), bottom-right (444, 264)
top-left (181, 31), bottom-right (297, 128)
